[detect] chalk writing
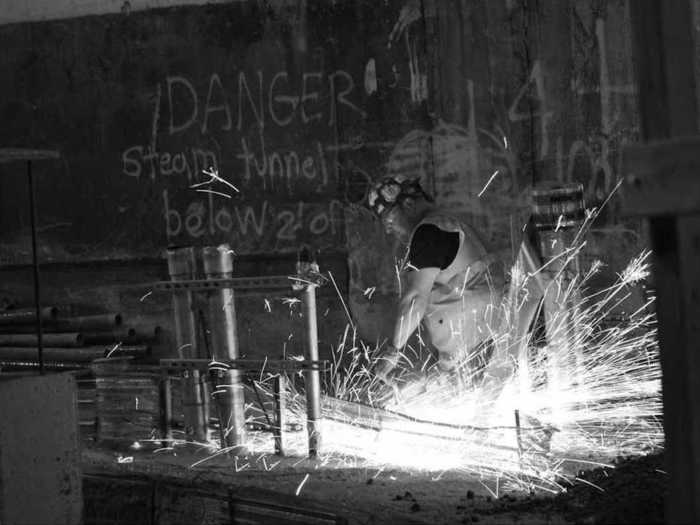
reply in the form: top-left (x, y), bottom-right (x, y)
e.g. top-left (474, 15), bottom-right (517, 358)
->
top-left (236, 135), bottom-right (331, 194)
top-left (122, 145), bottom-right (218, 183)
top-left (508, 60), bottom-right (552, 159)
top-left (388, 0), bottom-right (428, 103)
top-left (164, 70), bottom-right (364, 136)
top-left (162, 189), bottom-right (343, 250)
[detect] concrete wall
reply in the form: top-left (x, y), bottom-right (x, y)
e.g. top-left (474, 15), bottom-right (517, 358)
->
top-left (0, 373), bottom-right (82, 524)
top-left (0, 0), bottom-right (231, 26)
top-left (0, 0), bottom-right (649, 355)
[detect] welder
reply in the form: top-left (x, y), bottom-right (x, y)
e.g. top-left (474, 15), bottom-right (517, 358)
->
top-left (368, 174), bottom-right (545, 398)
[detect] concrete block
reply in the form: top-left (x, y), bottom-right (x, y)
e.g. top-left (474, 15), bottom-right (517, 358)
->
top-left (0, 372), bottom-right (82, 525)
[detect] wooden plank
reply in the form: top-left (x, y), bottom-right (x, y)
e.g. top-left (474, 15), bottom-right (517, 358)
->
top-left (0, 149), bottom-right (60, 163)
top-left (629, 0), bottom-right (698, 140)
top-left (622, 137), bottom-right (700, 216)
top-left (627, 1), bottom-right (700, 524)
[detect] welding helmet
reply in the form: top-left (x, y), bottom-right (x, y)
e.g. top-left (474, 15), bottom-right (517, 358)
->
top-left (367, 174), bottom-right (433, 218)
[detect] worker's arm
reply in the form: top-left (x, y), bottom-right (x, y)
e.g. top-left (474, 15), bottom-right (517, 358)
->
top-left (375, 267), bottom-right (440, 382)
top-left (392, 266), bottom-right (440, 348)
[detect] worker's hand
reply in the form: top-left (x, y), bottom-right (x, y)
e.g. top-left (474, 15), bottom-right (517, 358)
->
top-left (374, 344), bottom-right (401, 384)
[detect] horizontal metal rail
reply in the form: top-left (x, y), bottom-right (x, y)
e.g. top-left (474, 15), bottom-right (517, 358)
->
top-left (160, 358), bottom-right (329, 373)
top-left (150, 274), bottom-right (325, 293)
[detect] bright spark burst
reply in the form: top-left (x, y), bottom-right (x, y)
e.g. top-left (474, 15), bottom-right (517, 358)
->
top-left (168, 199), bottom-right (662, 495)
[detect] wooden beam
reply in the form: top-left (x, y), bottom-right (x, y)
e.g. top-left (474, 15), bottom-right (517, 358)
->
top-left (628, 0), bottom-right (698, 140)
top-left (0, 149), bottom-right (60, 164)
top-left (627, 1), bottom-right (700, 523)
top-left (622, 137), bottom-right (700, 216)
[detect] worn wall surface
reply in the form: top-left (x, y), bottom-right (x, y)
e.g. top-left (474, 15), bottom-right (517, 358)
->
top-left (0, 0), bottom-right (645, 353)
top-left (0, 0), bottom-right (231, 26)
top-left (346, 0), bottom-right (643, 343)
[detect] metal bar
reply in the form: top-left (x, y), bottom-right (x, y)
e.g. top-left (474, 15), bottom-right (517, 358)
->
top-left (150, 275), bottom-right (324, 292)
top-left (0, 345), bottom-right (149, 362)
top-left (0, 306), bottom-right (58, 326)
top-left (250, 377), bottom-right (276, 435)
top-left (161, 358), bottom-right (328, 372)
top-left (159, 373), bottom-right (173, 448)
top-left (27, 160), bottom-right (44, 374)
top-left (198, 309), bottom-right (228, 450)
top-left (0, 360), bottom-right (85, 371)
top-left (0, 332), bottom-right (84, 347)
top-left (302, 283), bottom-right (321, 458)
top-left (202, 244), bottom-right (247, 452)
top-left (273, 373), bottom-right (286, 456)
top-left (166, 247), bottom-right (208, 443)
top-left (514, 409), bottom-right (523, 471)
top-left (81, 328), bottom-right (155, 345)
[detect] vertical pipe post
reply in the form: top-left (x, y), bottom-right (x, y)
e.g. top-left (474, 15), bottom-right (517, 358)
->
top-left (202, 244), bottom-right (247, 453)
top-left (532, 183), bottom-right (585, 420)
top-left (273, 372), bottom-right (286, 456)
top-left (166, 247), bottom-right (208, 443)
top-left (27, 160), bottom-right (44, 375)
top-left (159, 372), bottom-right (173, 448)
top-left (299, 260), bottom-right (321, 457)
top-left (514, 409), bottom-right (523, 471)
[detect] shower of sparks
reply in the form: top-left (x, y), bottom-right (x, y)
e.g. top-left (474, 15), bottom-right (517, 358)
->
top-left (195, 188), bottom-right (232, 199)
top-left (281, 297), bottom-right (301, 308)
top-left (191, 167), bottom-right (240, 193)
top-left (295, 473), bottom-right (310, 495)
top-left (328, 270), bottom-right (355, 330)
top-left (105, 343), bottom-right (123, 358)
top-left (163, 198), bottom-right (662, 496)
top-left (478, 170), bottom-right (500, 197)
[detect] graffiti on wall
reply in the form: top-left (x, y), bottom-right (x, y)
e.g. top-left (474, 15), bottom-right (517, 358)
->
top-left (120, 69), bottom-right (365, 252)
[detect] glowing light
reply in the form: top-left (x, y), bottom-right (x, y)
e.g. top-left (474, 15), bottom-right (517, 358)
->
top-left (176, 197), bottom-right (662, 495)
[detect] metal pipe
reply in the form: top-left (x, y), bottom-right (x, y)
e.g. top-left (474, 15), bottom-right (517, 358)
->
top-left (273, 373), bottom-right (286, 456)
top-left (81, 329), bottom-right (156, 345)
top-left (202, 244), bottom-right (247, 452)
top-left (166, 246), bottom-right (208, 443)
top-left (0, 306), bottom-right (58, 326)
top-left (159, 374), bottom-right (174, 448)
top-left (50, 314), bottom-right (123, 332)
top-left (0, 345), bottom-right (149, 362)
top-left (0, 332), bottom-right (84, 347)
top-left (0, 360), bottom-right (84, 371)
top-left (27, 160), bottom-right (45, 374)
top-left (302, 283), bottom-right (321, 457)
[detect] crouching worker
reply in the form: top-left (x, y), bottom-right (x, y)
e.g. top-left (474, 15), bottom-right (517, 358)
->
top-left (368, 174), bottom-right (546, 402)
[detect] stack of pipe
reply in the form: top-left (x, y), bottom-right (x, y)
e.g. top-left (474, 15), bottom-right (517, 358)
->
top-left (0, 307), bottom-right (161, 445)
top-left (0, 308), bottom-right (158, 370)
top-left (167, 247), bottom-right (209, 444)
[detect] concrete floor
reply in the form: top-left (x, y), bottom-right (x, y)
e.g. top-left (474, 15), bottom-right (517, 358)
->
top-left (82, 446), bottom-right (575, 524)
